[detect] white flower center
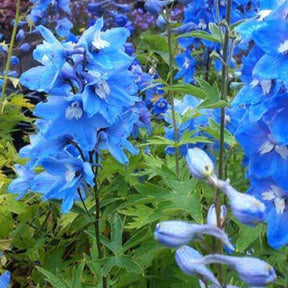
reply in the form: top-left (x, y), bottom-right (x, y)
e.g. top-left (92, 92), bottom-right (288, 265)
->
top-left (183, 57), bottom-right (190, 69)
top-left (262, 185), bottom-right (286, 214)
top-left (260, 80), bottom-right (272, 95)
top-left (95, 79), bottom-right (110, 100)
top-left (198, 19), bottom-right (207, 30)
top-left (41, 55), bottom-right (50, 65)
top-left (278, 40), bottom-right (288, 54)
top-left (65, 101), bottom-right (83, 120)
top-left (257, 10), bottom-right (272, 21)
top-left (92, 31), bottom-right (110, 50)
top-left (65, 165), bottom-right (75, 182)
top-left (259, 139), bottom-right (274, 154)
top-left (259, 134), bottom-right (288, 159)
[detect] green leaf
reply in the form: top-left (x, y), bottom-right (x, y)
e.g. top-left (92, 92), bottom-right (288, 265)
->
top-left (100, 213), bottom-right (124, 255)
top-left (196, 78), bottom-right (220, 101)
top-left (236, 224), bottom-right (262, 251)
top-left (201, 118), bottom-right (237, 147)
top-left (178, 130), bottom-right (212, 147)
top-left (163, 84), bottom-right (208, 99)
top-left (198, 99), bottom-right (228, 109)
top-left (122, 228), bottom-right (151, 253)
top-left (140, 136), bottom-right (174, 146)
top-left (71, 262), bottom-right (85, 288)
top-left (110, 213), bottom-right (123, 255)
top-left (177, 30), bottom-right (220, 43)
top-left (102, 256), bottom-right (144, 276)
top-left (37, 267), bottom-right (70, 288)
top-left (230, 19), bottom-right (246, 30)
top-left (209, 23), bottom-right (223, 43)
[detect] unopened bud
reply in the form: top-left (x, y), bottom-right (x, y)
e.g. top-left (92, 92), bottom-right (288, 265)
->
top-left (186, 148), bottom-right (215, 179)
top-left (207, 204), bottom-right (227, 227)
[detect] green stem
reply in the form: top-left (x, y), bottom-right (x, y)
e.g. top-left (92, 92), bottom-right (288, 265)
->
top-left (92, 152), bottom-right (107, 288)
top-left (166, 8), bottom-right (180, 176)
top-left (0, 0), bottom-right (21, 110)
top-left (215, 0), bottom-right (232, 285)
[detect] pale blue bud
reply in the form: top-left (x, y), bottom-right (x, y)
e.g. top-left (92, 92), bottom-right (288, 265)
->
top-left (217, 179), bottom-right (266, 226)
top-left (190, 254), bottom-right (277, 287)
top-left (154, 220), bottom-right (234, 251)
top-left (186, 148), bottom-right (215, 179)
top-left (176, 246), bottom-right (221, 287)
top-left (207, 204), bottom-right (227, 227)
top-left (156, 15), bottom-right (166, 30)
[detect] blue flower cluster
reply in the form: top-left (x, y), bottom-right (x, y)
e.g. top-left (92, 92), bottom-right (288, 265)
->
top-left (9, 19), bottom-right (150, 213)
top-left (175, 0), bottom-right (260, 84)
top-left (232, 1), bottom-right (288, 249)
top-left (154, 148), bottom-right (275, 287)
top-left (28, 0), bottom-right (73, 38)
top-left (86, 0), bottom-right (134, 33)
top-left (164, 95), bottom-right (212, 155)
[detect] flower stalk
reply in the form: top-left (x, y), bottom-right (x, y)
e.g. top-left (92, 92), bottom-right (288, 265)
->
top-left (165, 6), bottom-right (180, 175)
top-left (1, 0), bottom-right (21, 112)
top-left (215, 0), bottom-right (232, 284)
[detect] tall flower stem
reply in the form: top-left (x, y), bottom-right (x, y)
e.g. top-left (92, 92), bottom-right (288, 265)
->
top-left (215, 0), bottom-right (232, 285)
top-left (91, 151), bottom-right (107, 288)
top-left (165, 7), bottom-right (180, 175)
top-left (0, 0), bottom-right (21, 112)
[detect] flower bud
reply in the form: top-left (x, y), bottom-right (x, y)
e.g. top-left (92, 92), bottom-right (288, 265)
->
top-left (19, 43), bottom-right (31, 52)
top-left (175, 246), bottom-right (221, 287)
top-left (10, 56), bottom-right (19, 65)
top-left (190, 254), bottom-right (277, 287)
top-left (186, 148), bottom-right (215, 179)
top-left (16, 29), bottom-right (25, 42)
top-left (156, 15), bottom-right (167, 30)
top-left (144, 0), bottom-right (174, 16)
top-left (217, 180), bottom-right (266, 226)
top-left (154, 220), bottom-right (234, 251)
top-left (207, 204), bottom-right (227, 227)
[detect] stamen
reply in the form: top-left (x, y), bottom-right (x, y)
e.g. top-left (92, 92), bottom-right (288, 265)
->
top-left (65, 101), bottom-right (83, 120)
top-left (95, 79), bottom-right (110, 100)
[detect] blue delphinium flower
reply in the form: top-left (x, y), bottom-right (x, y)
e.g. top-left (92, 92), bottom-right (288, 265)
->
top-left (55, 17), bottom-right (73, 38)
top-left (10, 19), bottom-right (149, 213)
top-left (28, 0), bottom-right (71, 24)
top-left (175, 49), bottom-right (196, 83)
top-left (34, 155), bottom-right (94, 213)
top-left (231, 1), bottom-right (288, 248)
top-left (9, 164), bottom-right (36, 198)
top-left (248, 178), bottom-right (288, 249)
top-left (153, 97), bottom-right (169, 115)
top-left (164, 95), bottom-right (210, 155)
